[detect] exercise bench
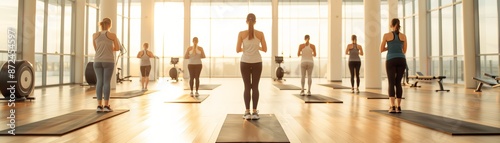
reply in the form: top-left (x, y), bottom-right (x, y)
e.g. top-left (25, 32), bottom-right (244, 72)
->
top-left (473, 73), bottom-right (500, 92)
top-left (408, 72), bottom-right (450, 92)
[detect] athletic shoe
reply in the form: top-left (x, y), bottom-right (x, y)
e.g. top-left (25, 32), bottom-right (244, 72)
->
top-left (396, 106), bottom-right (402, 113)
top-left (300, 90), bottom-right (305, 96)
top-left (195, 91), bottom-right (199, 97)
top-left (190, 91), bottom-right (194, 96)
top-left (356, 88), bottom-right (360, 93)
top-left (388, 106), bottom-right (397, 113)
top-left (103, 105), bottom-right (113, 112)
top-left (251, 111), bottom-right (260, 120)
top-left (96, 106), bottom-right (103, 112)
top-left (351, 88), bottom-right (355, 93)
top-left (243, 111), bottom-right (251, 120)
top-left (307, 91), bottom-right (311, 96)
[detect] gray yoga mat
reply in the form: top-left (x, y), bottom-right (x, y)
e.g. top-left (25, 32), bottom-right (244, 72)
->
top-left (371, 110), bottom-right (500, 135)
top-left (318, 84), bottom-right (352, 89)
top-left (292, 94), bottom-right (343, 103)
top-left (165, 94), bottom-right (210, 103)
top-left (216, 114), bottom-right (290, 143)
top-left (92, 90), bottom-right (158, 99)
top-left (0, 110), bottom-right (129, 136)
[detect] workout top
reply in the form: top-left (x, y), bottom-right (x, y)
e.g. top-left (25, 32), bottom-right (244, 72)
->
top-left (140, 50), bottom-right (151, 66)
top-left (188, 46), bottom-right (203, 65)
top-left (94, 31), bottom-right (115, 63)
top-left (348, 44), bottom-right (361, 62)
top-left (300, 44), bottom-right (314, 63)
top-left (386, 32), bottom-right (406, 60)
top-left (240, 33), bottom-right (262, 63)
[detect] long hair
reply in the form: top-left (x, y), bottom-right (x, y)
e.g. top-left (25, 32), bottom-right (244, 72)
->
top-left (391, 18), bottom-right (401, 34)
top-left (351, 35), bottom-right (357, 44)
top-left (247, 13), bottom-right (256, 40)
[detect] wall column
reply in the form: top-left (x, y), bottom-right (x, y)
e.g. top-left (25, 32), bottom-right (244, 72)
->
top-left (100, 0), bottom-right (117, 89)
top-left (74, 0), bottom-right (86, 83)
top-left (271, 0), bottom-right (278, 79)
top-left (327, 0), bottom-right (342, 82)
top-left (21, 0), bottom-right (36, 66)
top-left (463, 0), bottom-right (477, 88)
top-left (364, 0), bottom-right (382, 89)
top-left (418, 0), bottom-right (429, 75)
top-left (183, 0), bottom-right (191, 79)
top-left (141, 0), bottom-right (155, 80)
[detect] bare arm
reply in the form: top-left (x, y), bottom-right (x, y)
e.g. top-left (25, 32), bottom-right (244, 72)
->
top-left (345, 44), bottom-right (350, 55)
top-left (258, 32), bottom-right (267, 52)
top-left (358, 46), bottom-right (364, 56)
top-left (402, 34), bottom-right (407, 54)
top-left (111, 33), bottom-right (120, 51)
top-left (200, 47), bottom-right (206, 58)
top-left (92, 33), bottom-right (98, 51)
top-left (311, 44), bottom-right (317, 57)
top-left (137, 51), bottom-right (142, 58)
top-left (184, 47), bottom-right (191, 59)
top-left (297, 44), bottom-right (303, 57)
top-left (236, 32), bottom-right (243, 53)
top-left (380, 34), bottom-right (388, 53)
top-left (147, 51), bottom-right (155, 58)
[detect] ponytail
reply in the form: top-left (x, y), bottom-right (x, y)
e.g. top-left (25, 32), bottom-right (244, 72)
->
top-left (391, 18), bottom-right (401, 34)
top-left (246, 13), bottom-right (256, 40)
top-left (100, 18), bottom-right (112, 30)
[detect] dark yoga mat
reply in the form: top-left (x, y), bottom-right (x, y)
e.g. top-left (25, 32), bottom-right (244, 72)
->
top-left (273, 84), bottom-right (302, 90)
top-left (318, 84), bottom-right (351, 89)
top-left (184, 84), bottom-right (221, 90)
top-left (353, 92), bottom-right (405, 99)
top-left (0, 110), bottom-right (129, 136)
top-left (371, 110), bottom-right (500, 135)
top-left (292, 94), bottom-right (343, 103)
top-left (92, 90), bottom-right (158, 99)
top-left (165, 94), bottom-right (210, 103)
top-left (216, 114), bottom-right (289, 143)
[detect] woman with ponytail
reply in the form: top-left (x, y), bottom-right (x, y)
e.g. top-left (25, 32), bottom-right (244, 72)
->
top-left (380, 18), bottom-right (407, 113)
top-left (236, 13), bottom-right (267, 120)
top-left (92, 18), bottom-right (120, 112)
top-left (345, 35), bottom-right (363, 93)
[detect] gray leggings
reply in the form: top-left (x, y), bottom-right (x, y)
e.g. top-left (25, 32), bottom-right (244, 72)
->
top-left (301, 62), bottom-right (314, 90)
top-left (94, 62), bottom-right (114, 100)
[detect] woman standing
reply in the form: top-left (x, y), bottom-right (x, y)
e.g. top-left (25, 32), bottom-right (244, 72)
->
top-left (345, 35), bottom-right (364, 93)
top-left (380, 18), bottom-right (407, 113)
top-left (137, 43), bottom-right (154, 91)
top-left (93, 18), bottom-right (120, 112)
top-left (297, 35), bottom-right (316, 96)
top-left (184, 37), bottom-right (206, 96)
top-left (236, 13), bottom-right (267, 120)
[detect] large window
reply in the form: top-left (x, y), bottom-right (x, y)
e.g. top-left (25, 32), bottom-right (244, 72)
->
top-left (154, 0), bottom-right (183, 77)
top-left (278, 0), bottom-right (327, 78)
top-left (191, 0), bottom-right (272, 78)
top-left (400, 0), bottom-right (419, 77)
top-left (478, 0), bottom-right (500, 76)
top-left (35, 0), bottom-right (74, 86)
top-left (0, 1), bottom-right (19, 76)
top-left (428, 0), bottom-right (463, 83)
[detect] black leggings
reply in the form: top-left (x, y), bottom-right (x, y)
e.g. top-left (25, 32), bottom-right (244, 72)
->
top-left (348, 61), bottom-right (361, 88)
top-left (188, 64), bottom-right (202, 91)
top-left (240, 62), bottom-right (262, 110)
top-left (386, 58), bottom-right (407, 98)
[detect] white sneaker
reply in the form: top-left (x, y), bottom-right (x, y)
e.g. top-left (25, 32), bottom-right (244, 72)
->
top-left (243, 111), bottom-right (251, 120)
top-left (195, 91), bottom-right (199, 97)
top-left (190, 91), bottom-right (194, 96)
top-left (307, 91), bottom-right (311, 96)
top-left (103, 105), bottom-right (113, 112)
top-left (96, 106), bottom-right (103, 112)
top-left (300, 90), bottom-right (305, 96)
top-left (251, 111), bottom-right (260, 120)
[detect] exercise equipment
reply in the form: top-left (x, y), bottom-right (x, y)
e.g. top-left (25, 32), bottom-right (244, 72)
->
top-left (168, 57), bottom-right (182, 82)
top-left (473, 73), bottom-right (499, 92)
top-left (0, 60), bottom-right (35, 101)
top-left (408, 72), bottom-right (449, 92)
top-left (274, 56), bottom-right (286, 81)
top-left (84, 62), bottom-right (96, 85)
top-left (116, 44), bottom-right (131, 83)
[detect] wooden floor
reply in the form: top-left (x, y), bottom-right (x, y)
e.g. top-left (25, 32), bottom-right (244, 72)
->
top-left (0, 78), bottom-right (499, 143)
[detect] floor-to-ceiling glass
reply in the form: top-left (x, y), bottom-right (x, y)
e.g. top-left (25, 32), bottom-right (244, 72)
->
top-left (478, 0), bottom-right (499, 76)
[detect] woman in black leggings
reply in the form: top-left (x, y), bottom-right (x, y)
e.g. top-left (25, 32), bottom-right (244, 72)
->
top-left (345, 35), bottom-right (364, 93)
top-left (236, 13), bottom-right (267, 120)
top-left (380, 18), bottom-right (407, 113)
top-left (184, 37), bottom-right (206, 96)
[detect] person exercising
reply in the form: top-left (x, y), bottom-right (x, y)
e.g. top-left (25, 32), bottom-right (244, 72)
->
top-left (380, 18), bottom-right (407, 113)
top-left (93, 18), bottom-right (120, 112)
top-left (297, 35), bottom-right (316, 96)
top-left (236, 13), bottom-right (267, 120)
top-left (345, 35), bottom-right (364, 93)
top-left (137, 43), bottom-right (154, 91)
top-left (184, 37), bottom-right (206, 96)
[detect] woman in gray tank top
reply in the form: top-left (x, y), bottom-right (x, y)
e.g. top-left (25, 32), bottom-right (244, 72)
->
top-left (137, 43), bottom-right (154, 91)
top-left (92, 18), bottom-right (120, 112)
top-left (345, 35), bottom-right (364, 93)
top-left (184, 37), bottom-right (206, 96)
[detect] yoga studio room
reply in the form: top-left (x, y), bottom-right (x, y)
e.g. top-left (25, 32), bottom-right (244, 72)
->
top-left (1, 0), bottom-right (499, 142)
